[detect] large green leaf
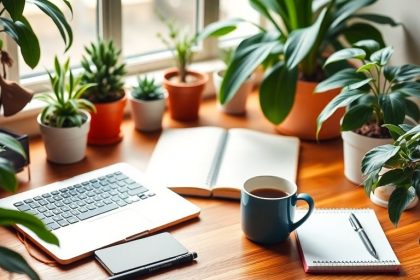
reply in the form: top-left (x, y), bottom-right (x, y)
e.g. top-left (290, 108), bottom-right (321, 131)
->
top-left (31, 0), bottom-right (73, 51)
top-left (353, 13), bottom-right (400, 26)
top-left (341, 104), bottom-right (373, 131)
top-left (1, 18), bottom-right (40, 68)
top-left (315, 68), bottom-right (366, 93)
top-left (388, 187), bottom-right (415, 226)
top-left (0, 133), bottom-right (26, 159)
top-left (285, 8), bottom-right (328, 69)
top-left (317, 89), bottom-right (366, 136)
top-left (198, 18), bottom-right (244, 40)
top-left (382, 124), bottom-right (406, 141)
top-left (0, 208), bottom-right (59, 245)
top-left (330, 0), bottom-right (376, 30)
top-left (324, 48), bottom-right (366, 67)
top-left (259, 61), bottom-right (298, 124)
top-left (378, 169), bottom-right (413, 187)
top-left (353, 40), bottom-right (381, 56)
top-left (0, 158), bottom-right (17, 192)
top-left (394, 64), bottom-right (420, 81)
top-left (347, 77), bottom-right (373, 91)
top-left (249, 0), bottom-right (283, 32)
top-left (2, 0), bottom-right (25, 20)
top-left (0, 247), bottom-right (39, 280)
top-left (220, 34), bottom-right (278, 104)
top-left (392, 82), bottom-right (420, 98)
top-left (405, 99), bottom-right (420, 122)
top-left (380, 93), bottom-right (406, 125)
top-left (342, 23), bottom-right (385, 48)
top-left (370, 46), bottom-right (394, 66)
top-left (361, 144), bottom-right (400, 174)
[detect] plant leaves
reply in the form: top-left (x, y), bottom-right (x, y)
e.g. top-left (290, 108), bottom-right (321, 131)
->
top-left (382, 124), bottom-right (406, 140)
top-left (378, 169), bottom-right (413, 187)
top-left (341, 105), bottom-right (373, 131)
top-left (259, 61), bottom-right (298, 124)
top-left (220, 33), bottom-right (278, 104)
top-left (388, 187), bottom-right (415, 226)
top-left (394, 64), bottom-right (420, 81)
top-left (198, 18), bottom-right (243, 40)
top-left (0, 133), bottom-right (26, 159)
top-left (342, 23), bottom-right (385, 48)
top-left (284, 8), bottom-right (328, 69)
top-left (315, 68), bottom-right (365, 93)
top-left (0, 247), bottom-right (39, 280)
top-left (317, 89), bottom-right (366, 137)
top-left (353, 13), bottom-right (400, 27)
top-left (249, 0), bottom-right (283, 33)
top-left (413, 170), bottom-right (420, 197)
top-left (361, 144), bottom-right (400, 174)
top-left (0, 208), bottom-right (59, 246)
top-left (2, 0), bottom-right (25, 21)
top-left (330, 0), bottom-right (376, 30)
top-left (0, 158), bottom-right (17, 192)
top-left (405, 99), bottom-right (420, 122)
top-left (353, 40), bottom-right (381, 56)
top-left (392, 82), bottom-right (420, 98)
top-left (380, 93), bottom-right (406, 125)
top-left (347, 77), bottom-right (373, 90)
top-left (370, 46), bottom-right (394, 66)
top-left (324, 48), bottom-right (366, 67)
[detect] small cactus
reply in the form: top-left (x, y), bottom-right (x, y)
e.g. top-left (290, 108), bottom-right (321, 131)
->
top-left (131, 76), bottom-right (165, 101)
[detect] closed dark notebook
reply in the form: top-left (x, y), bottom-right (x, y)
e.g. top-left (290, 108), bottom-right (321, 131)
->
top-left (95, 232), bottom-right (189, 275)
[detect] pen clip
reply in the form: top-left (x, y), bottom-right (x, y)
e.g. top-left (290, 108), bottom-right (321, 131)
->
top-left (349, 216), bottom-right (358, 231)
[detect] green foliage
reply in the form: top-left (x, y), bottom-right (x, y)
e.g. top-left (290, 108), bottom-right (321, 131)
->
top-left (80, 40), bottom-right (126, 103)
top-left (131, 76), bottom-right (165, 101)
top-left (0, 0), bottom-right (73, 68)
top-left (200, 0), bottom-right (398, 125)
top-left (0, 135), bottom-right (59, 279)
top-left (219, 47), bottom-right (235, 67)
top-left (157, 15), bottom-right (197, 83)
top-left (316, 40), bottom-right (420, 137)
top-left (37, 56), bottom-right (96, 128)
top-left (362, 124), bottom-right (420, 226)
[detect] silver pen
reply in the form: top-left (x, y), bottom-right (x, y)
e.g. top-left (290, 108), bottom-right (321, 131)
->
top-left (349, 212), bottom-right (379, 260)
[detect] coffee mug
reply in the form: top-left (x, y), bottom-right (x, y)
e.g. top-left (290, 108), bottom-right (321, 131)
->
top-left (241, 176), bottom-right (314, 244)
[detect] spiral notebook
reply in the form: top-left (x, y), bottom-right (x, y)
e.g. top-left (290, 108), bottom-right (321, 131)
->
top-left (295, 209), bottom-right (400, 273)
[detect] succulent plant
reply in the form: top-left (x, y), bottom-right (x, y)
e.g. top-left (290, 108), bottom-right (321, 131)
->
top-left (80, 40), bottom-right (126, 103)
top-left (131, 76), bottom-right (165, 101)
top-left (37, 57), bottom-right (95, 128)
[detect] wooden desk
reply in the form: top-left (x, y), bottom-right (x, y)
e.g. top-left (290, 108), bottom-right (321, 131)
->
top-left (1, 94), bottom-right (419, 280)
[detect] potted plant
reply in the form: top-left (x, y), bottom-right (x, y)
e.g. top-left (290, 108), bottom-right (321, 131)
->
top-left (361, 124), bottom-right (419, 226)
top-left (157, 17), bottom-right (208, 121)
top-left (80, 40), bottom-right (127, 145)
top-left (129, 76), bottom-right (166, 132)
top-left (316, 40), bottom-right (419, 184)
top-left (0, 1), bottom-right (72, 278)
top-left (199, 0), bottom-right (398, 140)
top-left (213, 47), bottom-right (254, 115)
top-left (37, 57), bottom-right (95, 164)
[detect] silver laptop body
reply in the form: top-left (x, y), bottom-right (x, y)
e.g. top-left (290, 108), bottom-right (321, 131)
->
top-left (0, 163), bottom-right (200, 264)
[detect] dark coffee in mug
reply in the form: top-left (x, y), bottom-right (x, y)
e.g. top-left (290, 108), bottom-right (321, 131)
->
top-left (250, 188), bottom-right (289, 198)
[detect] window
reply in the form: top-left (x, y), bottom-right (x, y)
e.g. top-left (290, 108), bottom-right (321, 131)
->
top-left (19, 1), bottom-right (98, 79)
top-left (122, 0), bottom-right (198, 59)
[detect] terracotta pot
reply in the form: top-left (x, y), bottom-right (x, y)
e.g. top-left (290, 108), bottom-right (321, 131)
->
top-left (163, 68), bottom-right (207, 121)
top-left (213, 70), bottom-right (254, 115)
top-left (88, 96), bottom-right (127, 145)
top-left (276, 80), bottom-right (343, 140)
top-left (129, 94), bottom-right (166, 132)
top-left (38, 112), bottom-right (90, 164)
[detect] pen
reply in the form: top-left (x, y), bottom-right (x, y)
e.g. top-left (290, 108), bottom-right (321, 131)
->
top-left (107, 252), bottom-right (198, 280)
top-left (349, 212), bottom-right (379, 260)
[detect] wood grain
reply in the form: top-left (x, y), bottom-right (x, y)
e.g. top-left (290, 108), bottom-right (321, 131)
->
top-left (1, 93), bottom-right (419, 280)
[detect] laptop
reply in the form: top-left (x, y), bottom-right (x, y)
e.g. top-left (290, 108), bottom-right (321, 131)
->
top-left (0, 162), bottom-right (200, 264)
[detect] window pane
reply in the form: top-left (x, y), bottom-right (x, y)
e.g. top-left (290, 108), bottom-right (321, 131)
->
top-left (19, 1), bottom-right (97, 78)
top-left (122, 0), bottom-right (198, 59)
top-left (219, 0), bottom-right (259, 41)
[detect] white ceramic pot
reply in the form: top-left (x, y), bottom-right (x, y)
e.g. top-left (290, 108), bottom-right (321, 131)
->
top-left (341, 130), bottom-right (392, 185)
top-left (370, 185), bottom-right (419, 209)
top-left (129, 95), bottom-right (166, 132)
top-left (37, 113), bottom-right (90, 164)
top-left (213, 70), bottom-right (254, 115)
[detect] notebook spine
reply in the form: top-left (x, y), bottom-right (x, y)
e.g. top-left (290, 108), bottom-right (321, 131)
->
top-left (313, 260), bottom-right (397, 265)
top-left (205, 131), bottom-right (229, 186)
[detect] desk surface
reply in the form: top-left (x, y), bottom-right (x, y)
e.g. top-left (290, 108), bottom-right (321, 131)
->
top-left (1, 94), bottom-right (419, 280)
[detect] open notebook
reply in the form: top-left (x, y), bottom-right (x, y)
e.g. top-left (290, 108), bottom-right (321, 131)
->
top-left (146, 127), bottom-right (300, 199)
top-left (295, 209), bottom-right (400, 273)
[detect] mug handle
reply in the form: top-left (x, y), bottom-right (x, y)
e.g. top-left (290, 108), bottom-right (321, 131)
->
top-left (289, 193), bottom-right (314, 232)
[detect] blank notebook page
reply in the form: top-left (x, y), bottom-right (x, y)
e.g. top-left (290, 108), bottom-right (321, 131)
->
top-left (295, 209), bottom-right (400, 273)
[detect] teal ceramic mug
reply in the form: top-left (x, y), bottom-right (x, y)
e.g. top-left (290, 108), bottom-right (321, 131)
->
top-left (241, 176), bottom-right (314, 244)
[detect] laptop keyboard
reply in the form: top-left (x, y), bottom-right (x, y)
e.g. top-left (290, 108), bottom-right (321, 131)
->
top-left (13, 171), bottom-right (156, 231)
